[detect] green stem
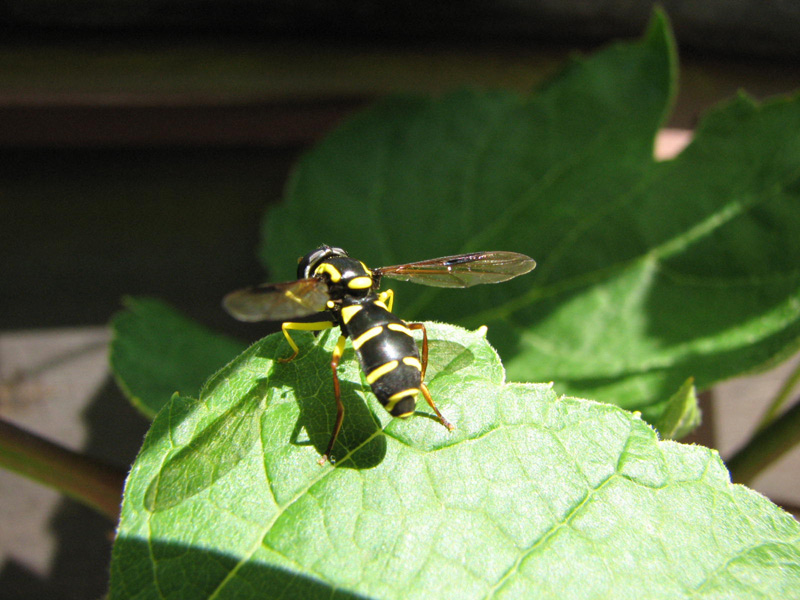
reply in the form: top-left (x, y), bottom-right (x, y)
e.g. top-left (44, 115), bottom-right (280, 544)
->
top-left (726, 398), bottom-right (800, 486)
top-left (0, 417), bottom-right (126, 521)
top-left (756, 360), bottom-right (800, 431)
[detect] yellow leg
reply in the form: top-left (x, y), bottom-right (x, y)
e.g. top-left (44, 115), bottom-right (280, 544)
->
top-left (279, 321), bottom-right (334, 363)
top-left (378, 288), bottom-right (394, 312)
top-left (407, 322), bottom-right (428, 381)
top-left (320, 335), bottom-right (348, 465)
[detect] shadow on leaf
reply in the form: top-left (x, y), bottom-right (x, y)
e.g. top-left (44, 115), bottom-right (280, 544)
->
top-left (425, 338), bottom-right (476, 380)
top-left (110, 535), bottom-right (365, 599)
top-left (145, 380), bottom-right (270, 512)
top-left (275, 337), bottom-right (387, 469)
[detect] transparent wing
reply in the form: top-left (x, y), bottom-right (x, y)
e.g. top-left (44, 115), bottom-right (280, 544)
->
top-left (376, 251), bottom-right (536, 288)
top-left (222, 278), bottom-right (331, 322)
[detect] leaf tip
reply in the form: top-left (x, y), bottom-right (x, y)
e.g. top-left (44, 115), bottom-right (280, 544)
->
top-left (643, 4), bottom-right (679, 116)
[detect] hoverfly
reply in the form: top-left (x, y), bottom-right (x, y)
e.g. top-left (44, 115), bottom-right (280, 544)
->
top-left (224, 246), bottom-right (535, 464)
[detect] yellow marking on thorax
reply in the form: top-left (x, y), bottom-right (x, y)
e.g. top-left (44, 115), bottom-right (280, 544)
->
top-left (366, 360), bottom-right (399, 384)
top-left (385, 388), bottom-right (420, 411)
top-left (352, 326), bottom-right (383, 350)
top-left (348, 276), bottom-right (373, 290)
top-left (373, 299), bottom-right (389, 311)
top-left (314, 263), bottom-right (342, 282)
top-left (387, 323), bottom-right (414, 337)
top-left (402, 356), bottom-right (422, 371)
top-left (341, 304), bottom-right (363, 324)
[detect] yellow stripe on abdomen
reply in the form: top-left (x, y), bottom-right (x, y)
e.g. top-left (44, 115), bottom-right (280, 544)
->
top-left (385, 388), bottom-right (420, 412)
top-left (387, 323), bottom-right (414, 337)
top-left (352, 326), bottom-right (383, 350)
top-left (366, 360), bottom-right (399, 385)
top-left (402, 356), bottom-right (422, 371)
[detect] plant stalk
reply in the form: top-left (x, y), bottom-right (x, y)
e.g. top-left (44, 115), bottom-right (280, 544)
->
top-left (756, 359), bottom-right (800, 431)
top-left (0, 417), bottom-right (126, 521)
top-left (726, 397), bottom-right (800, 486)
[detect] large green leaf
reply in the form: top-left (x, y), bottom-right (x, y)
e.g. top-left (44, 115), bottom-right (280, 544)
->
top-left (110, 297), bottom-right (247, 417)
top-left (110, 323), bottom-right (800, 599)
top-left (259, 12), bottom-right (800, 421)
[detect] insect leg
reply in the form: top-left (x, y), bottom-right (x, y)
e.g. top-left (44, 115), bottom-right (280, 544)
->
top-left (320, 334), bottom-right (348, 465)
top-left (407, 321), bottom-right (453, 431)
top-left (406, 322), bottom-right (428, 380)
top-left (377, 288), bottom-right (394, 312)
top-left (279, 321), bottom-right (334, 363)
top-left (419, 383), bottom-right (454, 431)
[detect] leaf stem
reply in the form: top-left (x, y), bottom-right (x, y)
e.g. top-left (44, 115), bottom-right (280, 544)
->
top-left (726, 397), bottom-right (800, 486)
top-left (0, 417), bottom-right (126, 521)
top-left (756, 359), bottom-right (800, 431)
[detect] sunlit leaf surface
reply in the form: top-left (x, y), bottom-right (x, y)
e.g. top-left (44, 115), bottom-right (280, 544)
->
top-left (110, 323), bottom-right (800, 599)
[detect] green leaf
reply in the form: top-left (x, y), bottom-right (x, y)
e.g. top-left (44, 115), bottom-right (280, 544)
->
top-left (110, 297), bottom-right (247, 417)
top-left (110, 323), bottom-right (800, 599)
top-left (654, 377), bottom-right (701, 440)
top-left (258, 11), bottom-right (800, 421)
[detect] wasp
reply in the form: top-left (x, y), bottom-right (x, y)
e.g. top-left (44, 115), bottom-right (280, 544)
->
top-left (223, 246), bottom-right (535, 464)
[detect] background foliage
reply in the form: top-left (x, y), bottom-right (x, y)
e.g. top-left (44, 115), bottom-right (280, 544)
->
top-left (260, 13), bottom-right (800, 424)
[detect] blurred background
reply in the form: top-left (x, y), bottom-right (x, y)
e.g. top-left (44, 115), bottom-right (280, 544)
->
top-left (1, 2), bottom-right (799, 597)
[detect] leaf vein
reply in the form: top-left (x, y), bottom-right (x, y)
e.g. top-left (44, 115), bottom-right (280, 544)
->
top-left (485, 472), bottom-right (619, 598)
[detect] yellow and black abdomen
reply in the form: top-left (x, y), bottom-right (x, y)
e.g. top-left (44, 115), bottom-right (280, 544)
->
top-left (340, 296), bottom-right (422, 418)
